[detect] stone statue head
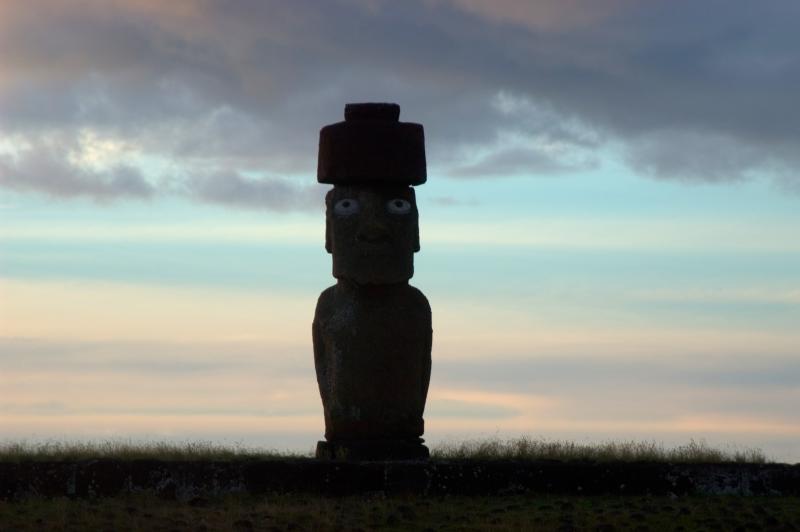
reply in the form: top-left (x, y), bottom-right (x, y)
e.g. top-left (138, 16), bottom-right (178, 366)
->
top-left (325, 184), bottom-right (419, 284)
top-left (318, 103), bottom-right (426, 285)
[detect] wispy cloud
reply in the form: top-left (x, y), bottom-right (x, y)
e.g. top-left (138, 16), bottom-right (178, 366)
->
top-left (448, 146), bottom-right (596, 178)
top-left (4, 337), bottom-right (799, 458)
top-left (186, 171), bottom-right (324, 212)
top-left (4, 216), bottom-right (800, 251)
top-left (0, 139), bottom-right (154, 200)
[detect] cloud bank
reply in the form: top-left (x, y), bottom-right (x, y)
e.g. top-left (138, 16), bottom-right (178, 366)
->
top-left (1, 0), bottom-right (798, 206)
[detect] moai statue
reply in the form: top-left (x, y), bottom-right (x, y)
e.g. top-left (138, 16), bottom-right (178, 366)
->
top-left (313, 103), bottom-right (432, 460)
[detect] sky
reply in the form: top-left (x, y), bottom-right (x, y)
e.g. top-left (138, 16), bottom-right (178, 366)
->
top-left (1, 0), bottom-right (799, 461)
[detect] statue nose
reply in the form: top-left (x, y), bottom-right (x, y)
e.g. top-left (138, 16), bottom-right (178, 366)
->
top-left (357, 221), bottom-right (390, 243)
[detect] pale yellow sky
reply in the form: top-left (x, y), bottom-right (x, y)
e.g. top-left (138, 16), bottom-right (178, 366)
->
top-left (3, 275), bottom-right (799, 460)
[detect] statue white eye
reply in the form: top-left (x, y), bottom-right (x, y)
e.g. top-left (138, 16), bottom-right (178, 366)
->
top-left (386, 198), bottom-right (412, 214)
top-left (334, 198), bottom-right (359, 216)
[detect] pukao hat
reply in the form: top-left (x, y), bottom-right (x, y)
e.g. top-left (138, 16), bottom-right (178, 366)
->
top-left (317, 103), bottom-right (426, 185)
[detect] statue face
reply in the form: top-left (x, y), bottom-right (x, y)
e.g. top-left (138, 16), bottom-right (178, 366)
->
top-left (326, 185), bottom-right (420, 285)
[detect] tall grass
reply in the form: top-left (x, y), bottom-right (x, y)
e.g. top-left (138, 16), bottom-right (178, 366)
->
top-left (431, 436), bottom-right (768, 463)
top-left (0, 440), bottom-right (307, 462)
top-left (1, 437), bottom-right (768, 463)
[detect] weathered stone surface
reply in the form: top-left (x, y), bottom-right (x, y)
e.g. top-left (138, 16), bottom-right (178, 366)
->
top-left (325, 185), bottom-right (419, 285)
top-left (317, 103), bottom-right (426, 185)
top-left (344, 102), bottom-right (400, 122)
top-left (313, 281), bottom-right (431, 442)
top-left (316, 439), bottom-right (429, 461)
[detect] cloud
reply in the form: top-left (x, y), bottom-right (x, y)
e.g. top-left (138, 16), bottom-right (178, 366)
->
top-left (4, 337), bottom-right (799, 458)
top-left (436, 356), bottom-right (800, 394)
top-left (433, 356), bottom-right (800, 422)
top-left (2, 0), bottom-right (799, 205)
top-left (445, 93), bottom-right (600, 177)
top-left (0, 140), bottom-right (154, 201)
top-left (625, 129), bottom-right (788, 182)
top-left (0, 138), bottom-right (323, 210)
top-left (449, 146), bottom-right (595, 178)
top-left (431, 0), bottom-right (634, 30)
top-left (187, 171), bottom-right (325, 211)
top-left (428, 196), bottom-right (480, 207)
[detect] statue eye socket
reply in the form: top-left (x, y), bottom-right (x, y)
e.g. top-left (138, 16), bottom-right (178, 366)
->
top-left (334, 198), bottom-right (359, 216)
top-left (386, 198), bottom-right (412, 214)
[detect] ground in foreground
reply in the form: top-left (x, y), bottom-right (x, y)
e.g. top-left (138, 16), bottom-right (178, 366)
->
top-left (2, 493), bottom-right (799, 531)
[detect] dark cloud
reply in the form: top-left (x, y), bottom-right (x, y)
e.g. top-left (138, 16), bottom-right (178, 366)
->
top-left (1, 0), bottom-right (799, 204)
top-left (625, 129), bottom-right (791, 182)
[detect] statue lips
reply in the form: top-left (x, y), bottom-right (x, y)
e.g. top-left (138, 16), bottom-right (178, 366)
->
top-left (356, 222), bottom-right (391, 244)
top-left (355, 229), bottom-right (394, 254)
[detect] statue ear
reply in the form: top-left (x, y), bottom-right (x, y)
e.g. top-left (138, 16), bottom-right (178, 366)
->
top-left (325, 218), bottom-right (332, 253)
top-left (325, 187), bottom-right (334, 253)
top-left (409, 187), bottom-right (420, 252)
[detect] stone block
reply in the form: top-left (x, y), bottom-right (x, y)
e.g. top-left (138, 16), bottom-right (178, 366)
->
top-left (318, 103), bottom-right (426, 185)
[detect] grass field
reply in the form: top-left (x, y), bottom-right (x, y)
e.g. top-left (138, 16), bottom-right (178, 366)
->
top-left (0, 437), bottom-right (769, 464)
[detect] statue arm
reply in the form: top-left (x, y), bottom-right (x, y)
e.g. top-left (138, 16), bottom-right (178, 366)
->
top-left (312, 317), bottom-right (327, 399)
top-left (418, 290), bottom-right (432, 405)
top-left (422, 311), bottom-right (432, 403)
top-left (313, 288), bottom-right (334, 407)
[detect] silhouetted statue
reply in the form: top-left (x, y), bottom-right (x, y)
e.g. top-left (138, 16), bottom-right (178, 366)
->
top-left (313, 103), bottom-right (432, 460)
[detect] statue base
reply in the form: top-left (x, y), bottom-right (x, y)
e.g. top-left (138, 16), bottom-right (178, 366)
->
top-left (316, 439), bottom-right (429, 461)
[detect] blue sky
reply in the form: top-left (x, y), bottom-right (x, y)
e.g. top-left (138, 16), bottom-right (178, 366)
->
top-left (1, 0), bottom-right (799, 461)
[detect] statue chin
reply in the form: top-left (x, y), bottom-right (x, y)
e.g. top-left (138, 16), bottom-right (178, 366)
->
top-left (332, 255), bottom-right (414, 285)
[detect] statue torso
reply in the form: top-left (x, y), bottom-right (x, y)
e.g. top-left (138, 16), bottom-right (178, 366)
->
top-left (313, 281), bottom-right (431, 440)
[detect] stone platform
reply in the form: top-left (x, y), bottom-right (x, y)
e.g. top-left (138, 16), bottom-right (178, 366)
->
top-left (3, 459), bottom-right (799, 500)
top-left (315, 439), bottom-right (429, 461)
